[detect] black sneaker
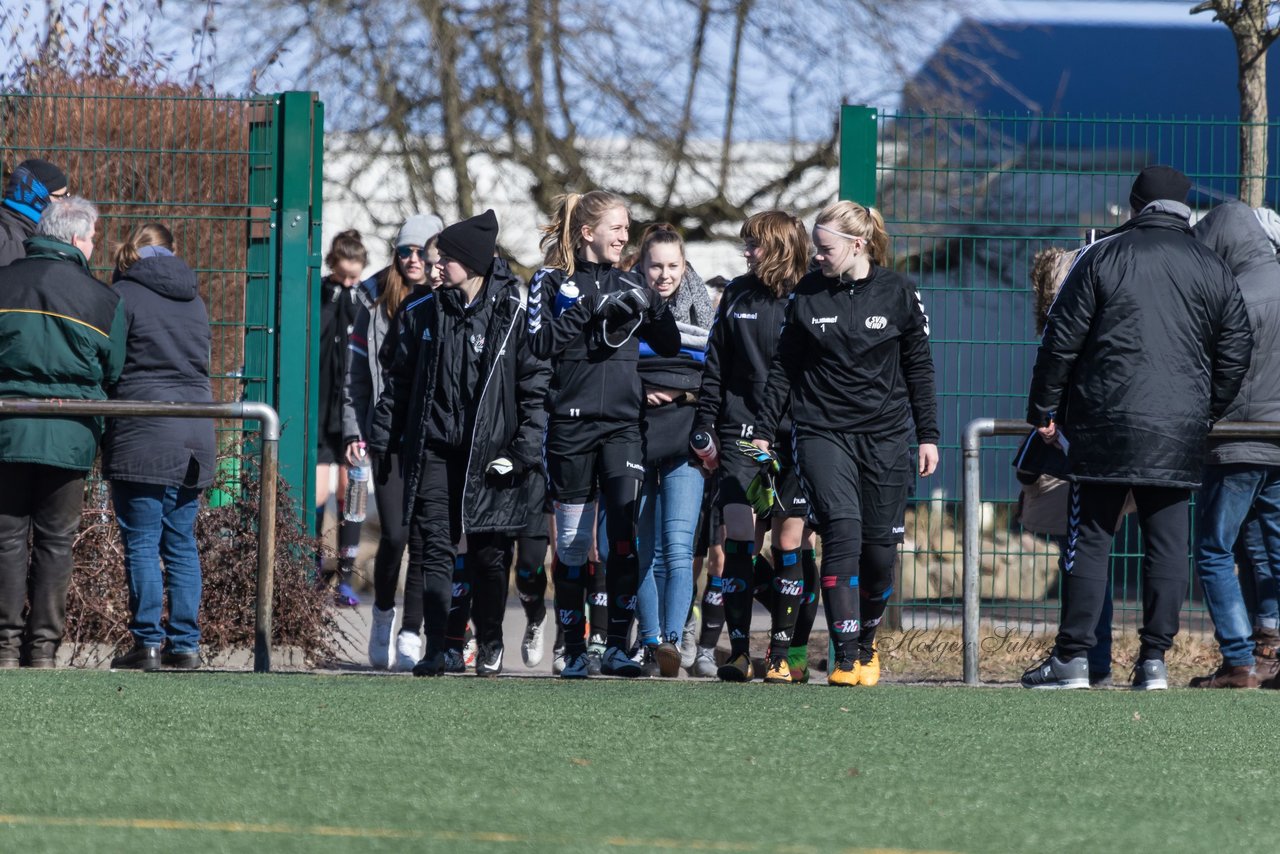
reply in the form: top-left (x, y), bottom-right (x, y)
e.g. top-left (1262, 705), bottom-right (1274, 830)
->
top-left (1131, 659), bottom-right (1168, 691)
top-left (476, 644), bottom-right (503, 677)
top-left (161, 650), bottom-right (201, 670)
top-left (1020, 654), bottom-right (1088, 689)
top-left (638, 645), bottom-right (660, 678)
top-left (412, 650), bottom-right (446, 677)
top-left (111, 644), bottom-right (160, 672)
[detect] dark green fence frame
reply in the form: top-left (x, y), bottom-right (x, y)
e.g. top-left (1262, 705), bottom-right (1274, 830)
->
top-left (1, 89), bottom-right (323, 509)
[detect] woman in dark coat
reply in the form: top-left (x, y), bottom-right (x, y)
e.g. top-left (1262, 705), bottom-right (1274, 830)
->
top-left (104, 223), bottom-right (216, 671)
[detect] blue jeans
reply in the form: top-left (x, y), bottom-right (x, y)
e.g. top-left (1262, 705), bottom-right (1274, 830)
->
top-left (1237, 512), bottom-right (1279, 631)
top-left (635, 458), bottom-right (704, 644)
top-left (111, 482), bottom-right (203, 652)
top-left (1195, 464), bottom-right (1280, 665)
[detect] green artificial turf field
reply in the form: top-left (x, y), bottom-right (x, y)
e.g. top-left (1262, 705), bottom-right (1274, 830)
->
top-left (0, 672), bottom-right (1275, 853)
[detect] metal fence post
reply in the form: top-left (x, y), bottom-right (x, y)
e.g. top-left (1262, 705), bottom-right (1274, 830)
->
top-left (961, 419), bottom-right (994, 685)
top-left (839, 105), bottom-right (878, 205)
top-left (273, 91), bottom-right (323, 510)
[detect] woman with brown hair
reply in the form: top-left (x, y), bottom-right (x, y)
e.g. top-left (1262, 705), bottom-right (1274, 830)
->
top-left (692, 210), bottom-right (817, 683)
top-left (527, 190), bottom-right (680, 678)
top-left (104, 222), bottom-right (215, 670)
top-left (753, 200), bottom-right (938, 686)
top-left (343, 214), bottom-right (443, 669)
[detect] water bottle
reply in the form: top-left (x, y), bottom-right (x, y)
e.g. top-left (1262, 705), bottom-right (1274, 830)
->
top-left (344, 444), bottom-right (370, 523)
top-left (554, 282), bottom-right (580, 317)
top-left (691, 431), bottom-right (718, 470)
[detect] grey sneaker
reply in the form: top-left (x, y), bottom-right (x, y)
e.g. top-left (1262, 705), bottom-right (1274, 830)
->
top-left (1131, 659), bottom-right (1168, 691)
top-left (1020, 654), bottom-right (1089, 689)
top-left (690, 646), bottom-right (718, 678)
top-left (680, 610), bottom-right (699, 668)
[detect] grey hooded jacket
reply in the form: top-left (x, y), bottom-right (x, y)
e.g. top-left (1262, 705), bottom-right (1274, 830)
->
top-left (1195, 201), bottom-right (1280, 466)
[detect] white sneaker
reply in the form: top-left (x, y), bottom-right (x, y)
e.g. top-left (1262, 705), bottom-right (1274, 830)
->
top-left (394, 631), bottom-right (422, 672)
top-left (368, 606), bottom-right (396, 670)
top-left (691, 646), bottom-right (717, 678)
top-left (551, 646), bottom-right (566, 675)
top-left (522, 616), bottom-right (546, 667)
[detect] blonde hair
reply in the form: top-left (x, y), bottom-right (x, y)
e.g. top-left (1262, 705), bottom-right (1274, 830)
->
top-left (114, 222), bottom-right (174, 273)
top-left (1030, 247), bottom-right (1079, 334)
top-left (540, 190), bottom-right (627, 276)
top-left (740, 211), bottom-right (810, 297)
top-left (378, 235), bottom-right (437, 320)
top-left (815, 200), bottom-right (890, 267)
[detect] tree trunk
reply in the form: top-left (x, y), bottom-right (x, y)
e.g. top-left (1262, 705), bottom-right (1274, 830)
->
top-left (1238, 27), bottom-right (1268, 207)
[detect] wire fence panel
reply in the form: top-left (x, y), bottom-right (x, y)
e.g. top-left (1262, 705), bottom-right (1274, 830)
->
top-left (876, 112), bottom-right (1268, 642)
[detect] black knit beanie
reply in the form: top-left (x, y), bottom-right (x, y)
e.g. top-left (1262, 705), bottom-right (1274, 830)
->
top-left (437, 209), bottom-right (499, 276)
top-left (1130, 165), bottom-right (1191, 211)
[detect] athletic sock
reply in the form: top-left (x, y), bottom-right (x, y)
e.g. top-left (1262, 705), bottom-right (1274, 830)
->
top-left (793, 548), bottom-right (819, 648)
top-left (752, 553), bottom-right (775, 611)
top-left (768, 548), bottom-right (804, 659)
top-left (822, 574), bottom-right (861, 663)
top-left (859, 587), bottom-right (892, 662)
top-left (858, 543), bottom-right (897, 662)
top-left (516, 563), bottom-right (548, 625)
top-left (605, 540), bottom-right (639, 650)
top-left (699, 575), bottom-right (726, 648)
top-left (587, 561), bottom-right (608, 649)
top-left (554, 562), bottom-right (588, 655)
top-left (722, 539), bottom-right (755, 658)
top-left (446, 555), bottom-right (471, 651)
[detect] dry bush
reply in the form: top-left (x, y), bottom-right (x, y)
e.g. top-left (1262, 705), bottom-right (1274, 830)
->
top-left (899, 499), bottom-right (1059, 601)
top-left (64, 454), bottom-right (340, 666)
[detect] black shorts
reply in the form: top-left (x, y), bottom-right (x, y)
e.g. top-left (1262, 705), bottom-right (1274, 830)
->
top-left (793, 426), bottom-right (912, 543)
top-left (715, 431), bottom-right (807, 518)
top-left (544, 419), bottom-right (644, 503)
top-left (317, 434), bottom-right (345, 466)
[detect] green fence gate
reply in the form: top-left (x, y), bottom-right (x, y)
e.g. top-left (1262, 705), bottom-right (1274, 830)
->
top-left (0, 88), bottom-right (323, 511)
top-left (839, 104), bottom-right (1279, 673)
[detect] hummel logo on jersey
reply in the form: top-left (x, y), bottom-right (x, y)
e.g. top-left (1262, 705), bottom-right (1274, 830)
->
top-left (865, 315), bottom-right (887, 329)
top-left (792, 496), bottom-right (807, 505)
top-left (812, 315), bottom-right (837, 332)
top-left (892, 525), bottom-right (905, 535)
top-left (732, 312), bottom-right (757, 320)
top-left (626, 460), bottom-right (644, 472)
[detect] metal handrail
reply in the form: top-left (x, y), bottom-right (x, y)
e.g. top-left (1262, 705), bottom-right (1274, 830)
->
top-left (962, 417), bottom-right (1280, 685)
top-left (0, 399), bottom-right (281, 673)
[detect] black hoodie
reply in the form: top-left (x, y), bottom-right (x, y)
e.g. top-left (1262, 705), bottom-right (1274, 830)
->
top-left (102, 254), bottom-right (216, 489)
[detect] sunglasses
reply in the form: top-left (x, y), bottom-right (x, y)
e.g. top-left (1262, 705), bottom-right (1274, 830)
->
top-left (395, 245), bottom-right (427, 260)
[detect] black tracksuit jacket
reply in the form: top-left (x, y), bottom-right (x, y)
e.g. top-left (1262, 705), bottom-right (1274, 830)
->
top-left (755, 265), bottom-right (938, 445)
top-left (695, 273), bottom-right (791, 442)
top-left (527, 259), bottom-right (680, 426)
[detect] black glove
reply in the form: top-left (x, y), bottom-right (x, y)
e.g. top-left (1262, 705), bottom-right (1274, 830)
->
top-left (485, 455), bottom-right (528, 488)
top-left (372, 452), bottom-right (392, 486)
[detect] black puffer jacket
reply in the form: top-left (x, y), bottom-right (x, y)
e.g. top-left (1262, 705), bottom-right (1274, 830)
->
top-left (102, 253), bottom-right (216, 488)
top-left (0, 207), bottom-right (36, 267)
top-left (1027, 203), bottom-right (1253, 487)
top-left (1194, 201), bottom-right (1280, 466)
top-left (368, 257), bottom-right (550, 532)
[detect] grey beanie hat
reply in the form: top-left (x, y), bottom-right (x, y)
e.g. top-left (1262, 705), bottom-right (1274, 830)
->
top-left (396, 213), bottom-right (444, 248)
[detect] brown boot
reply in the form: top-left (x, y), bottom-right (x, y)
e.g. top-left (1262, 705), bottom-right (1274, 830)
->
top-left (1254, 628), bottom-right (1280, 660)
top-left (1189, 663), bottom-right (1260, 689)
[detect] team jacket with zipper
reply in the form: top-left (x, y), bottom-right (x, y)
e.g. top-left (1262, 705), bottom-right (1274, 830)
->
top-left (368, 257), bottom-right (551, 532)
top-left (527, 259), bottom-right (680, 423)
top-left (694, 273), bottom-right (791, 443)
top-left (755, 265), bottom-right (938, 445)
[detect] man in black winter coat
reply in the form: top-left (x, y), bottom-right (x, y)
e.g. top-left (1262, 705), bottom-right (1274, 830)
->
top-left (0, 159), bottom-right (68, 267)
top-left (1188, 201), bottom-right (1280, 688)
top-left (1021, 165), bottom-right (1253, 691)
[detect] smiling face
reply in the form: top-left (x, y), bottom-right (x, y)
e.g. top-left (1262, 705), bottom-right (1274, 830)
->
top-left (396, 244), bottom-right (435, 287)
top-left (644, 241), bottom-right (685, 300)
top-left (581, 205), bottom-right (630, 264)
top-left (811, 224), bottom-right (861, 278)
